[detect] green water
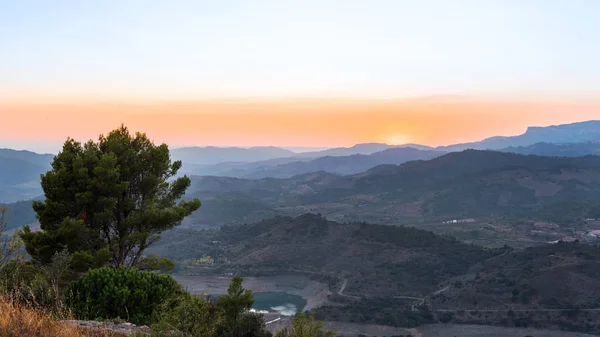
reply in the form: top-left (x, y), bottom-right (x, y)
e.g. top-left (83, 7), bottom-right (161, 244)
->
top-left (210, 292), bottom-right (306, 316)
top-left (252, 292), bottom-right (306, 315)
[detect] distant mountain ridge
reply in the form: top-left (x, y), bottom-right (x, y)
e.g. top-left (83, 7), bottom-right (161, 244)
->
top-left (176, 120), bottom-right (600, 177)
top-left (0, 148), bottom-right (54, 167)
top-left (187, 147), bottom-right (446, 178)
top-left (439, 120), bottom-right (600, 151)
top-left (499, 141), bottom-right (600, 157)
top-left (170, 146), bottom-right (296, 166)
top-left (8, 149), bottom-right (600, 244)
top-left (4, 120), bottom-right (600, 204)
top-left (176, 150), bottom-right (600, 229)
top-left (291, 142), bottom-right (434, 158)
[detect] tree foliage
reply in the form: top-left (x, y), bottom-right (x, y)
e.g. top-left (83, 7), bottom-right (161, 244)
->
top-left (0, 206), bottom-right (24, 268)
top-left (275, 312), bottom-right (336, 337)
top-left (150, 275), bottom-right (272, 337)
top-left (20, 125), bottom-right (201, 270)
top-left (66, 266), bottom-right (184, 325)
top-left (215, 275), bottom-right (257, 336)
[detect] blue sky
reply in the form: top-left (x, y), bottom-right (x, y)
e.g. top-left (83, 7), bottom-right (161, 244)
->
top-left (1, 0), bottom-right (599, 100)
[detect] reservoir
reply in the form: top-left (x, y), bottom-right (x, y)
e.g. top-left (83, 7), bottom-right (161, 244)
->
top-left (209, 291), bottom-right (306, 316)
top-left (173, 274), bottom-right (329, 314)
top-left (251, 292), bottom-right (306, 316)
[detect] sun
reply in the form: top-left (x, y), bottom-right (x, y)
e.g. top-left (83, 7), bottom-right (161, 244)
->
top-left (386, 134), bottom-right (410, 145)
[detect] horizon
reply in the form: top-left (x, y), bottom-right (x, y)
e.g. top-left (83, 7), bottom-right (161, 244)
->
top-left (1, 1), bottom-right (600, 152)
top-left (2, 117), bottom-right (599, 155)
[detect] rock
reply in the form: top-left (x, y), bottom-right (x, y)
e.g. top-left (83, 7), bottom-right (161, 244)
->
top-left (63, 320), bottom-right (150, 335)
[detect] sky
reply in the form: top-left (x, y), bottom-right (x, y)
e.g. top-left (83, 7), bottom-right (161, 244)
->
top-left (1, 0), bottom-right (600, 152)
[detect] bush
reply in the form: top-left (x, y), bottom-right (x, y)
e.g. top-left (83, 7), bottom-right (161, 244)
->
top-left (150, 295), bottom-right (221, 337)
top-left (0, 261), bottom-right (55, 309)
top-left (66, 266), bottom-right (184, 325)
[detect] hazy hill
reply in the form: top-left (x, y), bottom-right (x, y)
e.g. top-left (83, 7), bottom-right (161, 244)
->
top-left (500, 142), bottom-right (600, 157)
top-left (440, 120), bottom-right (600, 151)
top-left (177, 121), bottom-right (600, 169)
top-left (9, 148), bottom-right (600, 232)
top-left (245, 147), bottom-right (444, 178)
top-left (0, 148), bottom-right (51, 203)
top-left (179, 150), bottom-right (600, 228)
top-left (0, 197), bottom-right (41, 230)
top-left (191, 147), bottom-right (446, 179)
top-left (292, 143), bottom-right (433, 158)
top-left (0, 148), bottom-right (54, 167)
top-left (0, 157), bottom-right (47, 203)
top-left (177, 156), bottom-right (316, 176)
top-left (170, 146), bottom-right (296, 165)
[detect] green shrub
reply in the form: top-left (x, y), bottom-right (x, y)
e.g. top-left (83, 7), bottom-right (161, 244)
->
top-left (66, 266), bottom-right (184, 325)
top-left (0, 261), bottom-right (55, 308)
top-left (150, 295), bottom-right (221, 337)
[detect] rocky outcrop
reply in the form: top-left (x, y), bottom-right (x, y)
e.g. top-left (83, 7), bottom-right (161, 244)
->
top-left (63, 320), bottom-right (150, 336)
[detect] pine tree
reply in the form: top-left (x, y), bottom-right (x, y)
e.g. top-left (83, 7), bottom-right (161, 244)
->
top-left (20, 125), bottom-right (201, 270)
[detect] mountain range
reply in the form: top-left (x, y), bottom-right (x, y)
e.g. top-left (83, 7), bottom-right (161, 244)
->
top-left (175, 120), bottom-right (600, 177)
top-left (438, 120), bottom-right (600, 151)
top-left (180, 150), bottom-right (600, 228)
top-left (4, 120), bottom-right (600, 228)
top-left (7, 147), bottom-right (600, 236)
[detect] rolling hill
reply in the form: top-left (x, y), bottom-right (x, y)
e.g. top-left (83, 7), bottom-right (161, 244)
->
top-left (188, 147), bottom-right (446, 178)
top-left (0, 157), bottom-right (48, 203)
top-left (0, 148), bottom-right (52, 203)
top-left (9, 149), bottom-right (600, 242)
top-left (182, 150), bottom-right (600, 227)
top-left (0, 197), bottom-right (42, 231)
top-left (150, 213), bottom-right (499, 297)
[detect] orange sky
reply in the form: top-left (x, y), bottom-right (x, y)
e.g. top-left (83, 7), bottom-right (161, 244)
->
top-left (1, 97), bottom-right (599, 151)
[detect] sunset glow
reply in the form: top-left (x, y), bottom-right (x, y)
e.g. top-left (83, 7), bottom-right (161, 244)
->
top-left (1, 97), bottom-right (599, 153)
top-left (1, 1), bottom-right (599, 152)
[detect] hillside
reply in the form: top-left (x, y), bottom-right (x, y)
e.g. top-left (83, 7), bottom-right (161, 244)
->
top-left (0, 157), bottom-right (47, 203)
top-left (150, 214), bottom-right (600, 334)
top-left (1, 197), bottom-right (43, 230)
top-left (183, 150), bottom-right (600, 223)
top-left (422, 241), bottom-right (600, 334)
top-left (433, 241), bottom-right (600, 310)
top-left (0, 149), bottom-right (51, 203)
top-left (151, 213), bottom-right (499, 297)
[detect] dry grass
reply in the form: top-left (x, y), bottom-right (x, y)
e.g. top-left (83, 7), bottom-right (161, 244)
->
top-left (0, 295), bottom-right (125, 337)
